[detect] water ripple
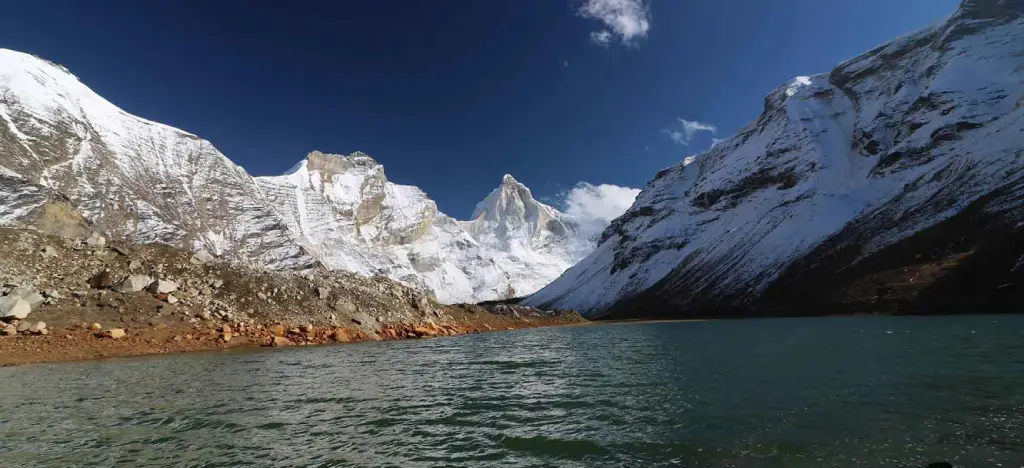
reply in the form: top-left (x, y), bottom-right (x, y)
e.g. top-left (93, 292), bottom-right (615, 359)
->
top-left (0, 316), bottom-right (1023, 467)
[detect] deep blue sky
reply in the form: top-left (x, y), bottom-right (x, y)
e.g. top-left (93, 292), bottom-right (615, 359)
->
top-left (2, 0), bottom-right (959, 218)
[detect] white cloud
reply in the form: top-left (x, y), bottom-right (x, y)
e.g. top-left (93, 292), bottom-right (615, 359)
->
top-left (664, 117), bottom-right (718, 146)
top-left (589, 30), bottom-right (613, 46)
top-left (710, 137), bottom-right (725, 148)
top-left (578, 0), bottom-right (651, 47)
top-left (662, 129), bottom-right (685, 145)
top-left (559, 182), bottom-right (641, 239)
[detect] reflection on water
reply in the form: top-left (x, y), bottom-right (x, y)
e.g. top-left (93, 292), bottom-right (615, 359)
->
top-left (1, 315), bottom-right (1023, 467)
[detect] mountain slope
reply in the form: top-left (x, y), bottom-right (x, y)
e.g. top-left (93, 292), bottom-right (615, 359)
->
top-left (0, 49), bottom-right (605, 303)
top-left (525, 0), bottom-right (1024, 318)
top-left (0, 49), bottom-right (317, 271)
top-left (255, 152), bottom-right (594, 303)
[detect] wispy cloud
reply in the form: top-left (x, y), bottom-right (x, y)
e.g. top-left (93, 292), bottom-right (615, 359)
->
top-left (561, 59), bottom-right (570, 68)
top-left (663, 118), bottom-right (718, 146)
top-left (589, 30), bottom-right (613, 46)
top-left (577, 0), bottom-right (651, 47)
top-left (558, 182), bottom-right (641, 239)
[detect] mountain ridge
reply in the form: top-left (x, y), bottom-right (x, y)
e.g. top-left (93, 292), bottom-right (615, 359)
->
top-left (0, 48), bottom-right (616, 304)
top-left (524, 0), bottom-right (1023, 318)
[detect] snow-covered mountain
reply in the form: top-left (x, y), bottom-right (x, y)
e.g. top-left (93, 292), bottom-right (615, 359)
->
top-left (0, 49), bottom-right (316, 271)
top-left (526, 0), bottom-right (1024, 318)
top-left (255, 151), bottom-right (594, 302)
top-left (0, 49), bottom-right (605, 303)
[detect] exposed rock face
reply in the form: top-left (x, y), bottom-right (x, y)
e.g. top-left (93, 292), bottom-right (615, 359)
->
top-left (526, 0), bottom-right (1023, 318)
top-left (0, 50), bottom-right (611, 303)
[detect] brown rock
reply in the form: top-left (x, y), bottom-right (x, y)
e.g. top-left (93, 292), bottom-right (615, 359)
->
top-left (271, 336), bottom-right (294, 347)
top-left (220, 332), bottom-right (233, 343)
top-left (268, 324), bottom-right (285, 337)
top-left (1, 325), bottom-right (16, 336)
top-left (88, 270), bottom-right (114, 289)
top-left (219, 324), bottom-right (232, 334)
top-left (172, 335), bottom-right (183, 342)
top-left (88, 322), bottom-right (102, 331)
top-left (106, 328), bottom-right (126, 339)
top-left (332, 328), bottom-right (350, 342)
top-left (289, 327), bottom-right (301, 335)
top-left (413, 326), bottom-right (436, 337)
top-left (300, 324), bottom-right (314, 334)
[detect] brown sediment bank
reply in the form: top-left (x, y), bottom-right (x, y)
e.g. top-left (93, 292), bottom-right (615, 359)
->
top-left (0, 312), bottom-right (584, 366)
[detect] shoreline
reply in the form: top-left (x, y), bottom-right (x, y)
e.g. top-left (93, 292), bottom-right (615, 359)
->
top-left (0, 315), bottom-right (584, 366)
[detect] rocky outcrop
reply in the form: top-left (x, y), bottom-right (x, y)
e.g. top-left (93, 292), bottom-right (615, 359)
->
top-left (526, 0), bottom-right (1023, 318)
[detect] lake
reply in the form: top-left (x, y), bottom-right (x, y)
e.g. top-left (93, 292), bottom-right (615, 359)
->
top-left (1, 316), bottom-right (1022, 467)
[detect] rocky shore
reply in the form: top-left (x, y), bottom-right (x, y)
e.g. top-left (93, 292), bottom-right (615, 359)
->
top-left (0, 227), bottom-right (585, 366)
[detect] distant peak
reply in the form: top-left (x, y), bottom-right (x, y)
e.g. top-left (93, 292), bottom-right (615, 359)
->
top-left (500, 174), bottom-right (524, 187)
top-left (287, 150), bottom-right (383, 177)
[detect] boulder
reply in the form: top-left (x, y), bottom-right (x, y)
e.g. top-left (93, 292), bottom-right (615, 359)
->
top-left (115, 275), bottom-right (153, 293)
top-left (300, 324), bottom-right (314, 334)
top-left (21, 291), bottom-right (44, 309)
top-left (270, 336), bottom-right (294, 347)
top-left (317, 287), bottom-right (330, 299)
top-left (219, 324), bottom-right (232, 333)
top-left (332, 328), bottom-right (350, 342)
top-left (28, 321), bottom-right (47, 334)
top-left (88, 322), bottom-right (102, 331)
top-left (7, 287), bottom-right (44, 309)
top-left (41, 245), bottom-right (58, 258)
top-left (17, 321), bottom-right (32, 332)
top-left (166, 294), bottom-right (179, 304)
top-left (128, 260), bottom-right (142, 271)
top-left (190, 250), bottom-right (215, 265)
top-left (413, 326), bottom-right (436, 337)
top-left (148, 279), bottom-right (179, 294)
top-left (332, 299), bottom-right (357, 315)
top-left (219, 332), bottom-right (233, 343)
top-left (88, 270), bottom-right (114, 289)
top-left (85, 232), bottom-right (106, 247)
top-left (268, 324), bottom-right (285, 337)
top-left (1, 325), bottom-right (16, 336)
top-left (105, 328), bottom-right (126, 339)
top-left (415, 295), bottom-right (434, 314)
top-left (0, 296), bottom-right (31, 320)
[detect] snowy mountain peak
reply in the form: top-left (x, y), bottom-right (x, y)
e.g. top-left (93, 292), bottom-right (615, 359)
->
top-left (526, 0), bottom-right (1024, 317)
top-left (0, 46), bottom-right (629, 304)
top-left (471, 174), bottom-right (541, 222)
